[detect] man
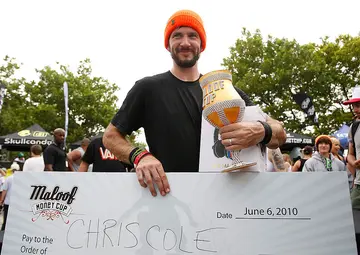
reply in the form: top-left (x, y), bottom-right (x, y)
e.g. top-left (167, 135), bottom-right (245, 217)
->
top-left (14, 152), bottom-right (25, 164)
top-left (303, 135), bottom-right (346, 172)
top-left (103, 10), bottom-right (286, 197)
top-left (67, 138), bottom-right (90, 171)
top-left (344, 86), bottom-right (360, 208)
top-left (78, 136), bottom-right (131, 172)
top-left (23, 145), bottom-right (44, 172)
top-left (292, 145), bottom-right (313, 172)
top-left (0, 163), bottom-right (20, 230)
top-left (43, 128), bottom-right (67, 171)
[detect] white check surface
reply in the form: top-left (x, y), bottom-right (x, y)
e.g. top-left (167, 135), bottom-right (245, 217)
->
top-left (1, 172), bottom-right (357, 255)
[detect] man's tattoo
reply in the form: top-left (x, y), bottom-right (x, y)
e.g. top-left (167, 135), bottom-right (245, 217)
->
top-left (271, 149), bottom-right (285, 171)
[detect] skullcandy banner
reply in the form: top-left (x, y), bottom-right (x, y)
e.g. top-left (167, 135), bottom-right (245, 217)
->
top-left (1, 172), bottom-right (357, 254)
top-left (0, 124), bottom-right (53, 151)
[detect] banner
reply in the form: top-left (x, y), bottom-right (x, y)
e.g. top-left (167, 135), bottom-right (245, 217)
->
top-left (0, 81), bottom-right (6, 113)
top-left (333, 124), bottom-right (350, 149)
top-left (292, 92), bottom-right (318, 124)
top-left (2, 172), bottom-right (357, 254)
top-left (63, 82), bottom-right (69, 146)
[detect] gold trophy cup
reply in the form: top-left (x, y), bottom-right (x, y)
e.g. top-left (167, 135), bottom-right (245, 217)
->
top-left (200, 70), bottom-right (257, 172)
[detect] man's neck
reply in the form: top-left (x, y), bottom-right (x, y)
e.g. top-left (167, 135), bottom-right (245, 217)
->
top-left (54, 141), bottom-right (62, 147)
top-left (171, 64), bottom-right (200, 82)
top-left (320, 152), bottom-right (330, 158)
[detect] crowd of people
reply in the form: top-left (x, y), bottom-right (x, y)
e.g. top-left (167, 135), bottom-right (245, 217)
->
top-left (0, 8), bottom-right (359, 252)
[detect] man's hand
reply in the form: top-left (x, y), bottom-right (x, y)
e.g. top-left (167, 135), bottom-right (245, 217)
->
top-left (135, 155), bottom-right (170, 197)
top-left (353, 159), bottom-right (360, 169)
top-left (219, 122), bottom-right (264, 151)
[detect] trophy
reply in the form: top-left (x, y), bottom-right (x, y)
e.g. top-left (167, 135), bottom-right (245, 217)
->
top-left (200, 70), bottom-right (257, 172)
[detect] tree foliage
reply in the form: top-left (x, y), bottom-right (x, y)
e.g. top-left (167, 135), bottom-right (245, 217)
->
top-left (223, 28), bottom-right (360, 135)
top-left (0, 56), bottom-right (143, 147)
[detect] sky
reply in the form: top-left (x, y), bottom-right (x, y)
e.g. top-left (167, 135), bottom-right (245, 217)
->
top-left (1, 0), bottom-right (360, 142)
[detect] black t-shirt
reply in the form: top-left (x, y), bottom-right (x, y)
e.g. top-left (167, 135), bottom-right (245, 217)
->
top-left (299, 158), bottom-right (307, 172)
top-left (43, 143), bottom-right (67, 171)
top-left (111, 71), bottom-right (253, 172)
top-left (82, 137), bottom-right (129, 172)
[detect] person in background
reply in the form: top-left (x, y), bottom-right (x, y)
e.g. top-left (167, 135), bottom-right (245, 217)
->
top-left (282, 153), bottom-right (292, 172)
top-left (330, 136), bottom-right (354, 190)
top-left (0, 168), bottom-right (6, 203)
top-left (292, 145), bottom-right (313, 172)
top-left (13, 152), bottom-right (25, 164)
top-left (303, 135), bottom-right (346, 172)
top-left (78, 136), bottom-right (131, 172)
top-left (23, 145), bottom-right (44, 172)
top-left (330, 137), bottom-right (345, 162)
top-left (0, 163), bottom-right (20, 230)
top-left (43, 128), bottom-right (68, 171)
top-left (67, 138), bottom-right (90, 171)
top-left (0, 167), bottom-right (6, 177)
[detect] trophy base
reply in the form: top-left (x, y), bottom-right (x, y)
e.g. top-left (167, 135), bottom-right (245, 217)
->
top-left (221, 162), bottom-right (257, 173)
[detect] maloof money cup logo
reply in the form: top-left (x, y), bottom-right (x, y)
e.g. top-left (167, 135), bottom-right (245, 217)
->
top-left (29, 185), bottom-right (78, 224)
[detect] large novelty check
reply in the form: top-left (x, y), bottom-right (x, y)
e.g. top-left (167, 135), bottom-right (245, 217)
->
top-left (1, 172), bottom-right (357, 254)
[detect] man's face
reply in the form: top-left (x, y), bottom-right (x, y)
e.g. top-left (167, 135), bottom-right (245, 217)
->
top-left (54, 131), bottom-right (65, 144)
top-left (352, 102), bottom-right (360, 119)
top-left (318, 142), bottom-right (330, 155)
top-left (168, 27), bottom-right (201, 68)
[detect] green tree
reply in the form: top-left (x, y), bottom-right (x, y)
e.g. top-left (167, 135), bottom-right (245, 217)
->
top-left (0, 57), bottom-right (144, 147)
top-left (223, 28), bottom-right (360, 135)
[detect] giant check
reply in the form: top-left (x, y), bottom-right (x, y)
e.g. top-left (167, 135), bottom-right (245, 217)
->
top-left (2, 172), bottom-right (357, 254)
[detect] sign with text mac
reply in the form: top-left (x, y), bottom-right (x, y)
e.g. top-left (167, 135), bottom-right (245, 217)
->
top-left (2, 172), bottom-right (357, 254)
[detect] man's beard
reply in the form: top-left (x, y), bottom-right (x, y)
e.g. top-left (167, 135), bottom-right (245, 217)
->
top-left (171, 47), bottom-right (200, 68)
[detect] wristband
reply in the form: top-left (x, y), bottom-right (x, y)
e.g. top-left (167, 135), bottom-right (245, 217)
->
top-left (134, 151), bottom-right (151, 166)
top-left (257, 121), bottom-right (272, 145)
top-left (129, 147), bottom-right (143, 165)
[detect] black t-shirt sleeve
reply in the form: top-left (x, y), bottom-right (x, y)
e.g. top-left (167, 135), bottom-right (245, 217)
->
top-left (235, 87), bottom-right (254, 106)
top-left (82, 140), bottom-right (95, 164)
top-left (111, 77), bottom-right (152, 135)
top-left (43, 145), bottom-right (55, 165)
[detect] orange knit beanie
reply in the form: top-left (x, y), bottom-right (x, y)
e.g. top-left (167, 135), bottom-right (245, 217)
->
top-left (164, 10), bottom-right (206, 52)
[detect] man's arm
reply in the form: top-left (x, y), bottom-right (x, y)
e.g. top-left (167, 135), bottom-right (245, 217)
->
top-left (78, 161), bottom-right (89, 172)
top-left (265, 116), bottom-right (287, 149)
top-left (43, 147), bottom-right (55, 171)
top-left (347, 141), bottom-right (357, 176)
top-left (292, 160), bottom-right (301, 172)
top-left (45, 164), bottom-right (53, 171)
top-left (103, 124), bottom-right (134, 164)
top-left (103, 123), bottom-right (170, 197)
top-left (269, 148), bottom-right (286, 172)
top-left (67, 150), bottom-right (82, 172)
top-left (0, 190), bottom-right (6, 205)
